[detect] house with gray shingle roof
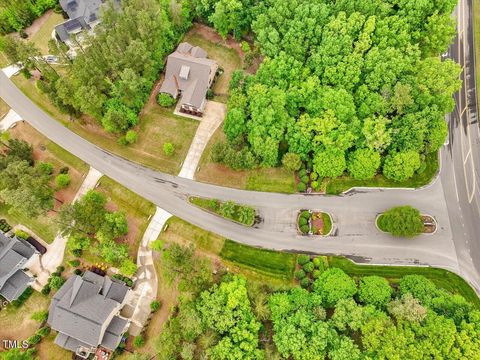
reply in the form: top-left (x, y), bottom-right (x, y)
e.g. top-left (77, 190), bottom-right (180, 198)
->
top-left (160, 42), bottom-right (218, 117)
top-left (47, 271), bottom-right (131, 359)
top-left (54, 0), bottom-right (120, 46)
top-left (0, 233), bottom-right (38, 302)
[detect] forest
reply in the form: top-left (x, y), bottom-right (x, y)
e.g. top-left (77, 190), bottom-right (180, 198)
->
top-left (153, 246), bottom-right (480, 359)
top-left (0, 0), bottom-right (58, 34)
top-left (210, 0), bottom-right (461, 181)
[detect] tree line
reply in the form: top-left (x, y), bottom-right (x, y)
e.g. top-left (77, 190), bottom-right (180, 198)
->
top-left (148, 243), bottom-right (480, 359)
top-left (204, 0), bottom-right (460, 182)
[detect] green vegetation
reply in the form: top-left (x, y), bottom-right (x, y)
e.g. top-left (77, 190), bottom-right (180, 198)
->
top-left (29, 11), bottom-right (64, 54)
top-left (297, 210), bottom-right (332, 235)
top-left (189, 196), bottom-right (256, 226)
top-left (328, 256), bottom-right (480, 308)
top-left (0, 0), bottom-right (57, 34)
top-left (220, 239), bottom-right (297, 280)
top-left (377, 205), bottom-right (424, 237)
top-left (157, 93), bottom-right (176, 107)
top-left (210, 0), bottom-right (457, 188)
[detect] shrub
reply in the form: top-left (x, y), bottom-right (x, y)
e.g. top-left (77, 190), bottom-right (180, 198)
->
top-left (11, 287), bottom-right (33, 308)
top-left (150, 300), bottom-right (161, 312)
top-left (73, 269), bottom-right (82, 275)
top-left (120, 259), bottom-right (138, 276)
top-left (72, 249), bottom-right (82, 257)
top-left (125, 130), bottom-right (138, 144)
top-left (133, 335), bottom-right (145, 348)
top-left (377, 206), bottom-right (423, 237)
top-left (31, 310), bottom-right (48, 323)
top-left (207, 88), bottom-right (214, 99)
top-left (282, 153), bottom-right (302, 172)
top-left (297, 254), bottom-right (310, 265)
top-left (297, 182), bottom-right (307, 192)
top-left (117, 136), bottom-right (129, 146)
top-left (312, 270), bottom-right (322, 279)
top-left (303, 262), bottom-right (315, 273)
top-left (310, 172), bottom-right (319, 181)
top-left (311, 181), bottom-right (319, 191)
top-left (295, 269), bottom-right (306, 280)
top-left (27, 334), bottom-right (42, 345)
top-left (301, 175), bottom-right (310, 184)
top-left (56, 266), bottom-right (65, 273)
top-left (300, 211), bottom-right (310, 219)
top-left (59, 166), bottom-right (69, 174)
top-left (36, 326), bottom-right (50, 337)
top-left (313, 268), bottom-right (357, 308)
top-left (163, 142), bottom-right (174, 156)
top-left (298, 169), bottom-right (307, 177)
top-left (298, 217), bottom-right (308, 226)
top-left (157, 93), bottom-right (176, 107)
top-left (41, 285), bottom-right (51, 295)
top-left (55, 173), bottom-right (71, 188)
top-left (300, 224), bottom-right (310, 234)
top-left (49, 275), bottom-right (65, 290)
top-left (300, 278), bottom-right (311, 288)
top-left (15, 229), bottom-right (29, 239)
top-left (37, 162), bottom-right (54, 175)
top-left (69, 260), bottom-right (80, 267)
top-left (149, 239), bottom-right (164, 251)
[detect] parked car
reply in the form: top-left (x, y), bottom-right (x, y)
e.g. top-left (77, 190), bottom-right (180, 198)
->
top-left (26, 236), bottom-right (47, 255)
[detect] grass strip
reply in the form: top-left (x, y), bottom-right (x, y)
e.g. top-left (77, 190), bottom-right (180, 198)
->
top-left (189, 196), bottom-right (256, 226)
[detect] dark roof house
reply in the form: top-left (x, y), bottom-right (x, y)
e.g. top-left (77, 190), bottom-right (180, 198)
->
top-left (0, 233), bottom-right (38, 302)
top-left (55, 0), bottom-right (119, 44)
top-left (47, 271), bottom-right (131, 359)
top-left (160, 42), bottom-right (218, 117)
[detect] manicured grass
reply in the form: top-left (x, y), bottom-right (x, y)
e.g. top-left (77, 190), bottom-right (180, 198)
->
top-left (11, 75), bottom-right (199, 174)
top-left (220, 240), bottom-right (297, 280)
top-left (189, 196), bottom-right (256, 226)
top-left (322, 212), bottom-right (332, 235)
top-left (36, 332), bottom-right (73, 360)
top-left (474, 0), bottom-right (480, 107)
top-left (0, 98), bottom-right (9, 119)
top-left (29, 12), bottom-right (64, 55)
top-left (158, 216), bottom-right (225, 254)
top-left (0, 52), bottom-right (9, 68)
top-left (196, 128), bottom-right (296, 193)
top-left (183, 28), bottom-right (242, 97)
top-left (327, 256), bottom-right (480, 308)
top-left (326, 151), bottom-right (439, 194)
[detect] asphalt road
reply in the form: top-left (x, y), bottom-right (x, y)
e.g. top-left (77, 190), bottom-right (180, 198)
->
top-left (0, 0), bottom-right (479, 292)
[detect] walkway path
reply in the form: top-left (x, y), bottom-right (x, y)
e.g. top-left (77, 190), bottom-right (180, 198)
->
top-left (178, 101), bottom-right (226, 179)
top-left (126, 207), bottom-right (171, 335)
top-left (34, 167), bottom-right (103, 288)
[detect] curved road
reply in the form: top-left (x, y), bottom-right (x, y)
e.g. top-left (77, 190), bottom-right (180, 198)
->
top-left (0, 0), bottom-right (479, 292)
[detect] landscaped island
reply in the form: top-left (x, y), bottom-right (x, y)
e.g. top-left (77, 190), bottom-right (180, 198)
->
top-left (189, 196), bottom-right (256, 226)
top-left (297, 210), bottom-right (332, 235)
top-left (377, 205), bottom-right (436, 237)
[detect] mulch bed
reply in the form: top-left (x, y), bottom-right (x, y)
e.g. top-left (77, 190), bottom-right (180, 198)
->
top-left (422, 215), bottom-right (436, 233)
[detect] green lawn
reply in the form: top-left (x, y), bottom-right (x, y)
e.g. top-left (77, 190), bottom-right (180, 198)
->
top-left (159, 216), bottom-right (225, 254)
top-left (328, 256), bottom-right (480, 308)
top-left (183, 27), bottom-right (242, 98)
top-left (326, 151), bottom-right (439, 194)
top-left (220, 240), bottom-right (297, 280)
top-left (11, 74), bottom-right (199, 174)
top-left (29, 12), bottom-right (64, 55)
top-left (474, 0), bottom-right (480, 108)
top-left (0, 98), bottom-right (9, 119)
top-left (0, 52), bottom-right (9, 68)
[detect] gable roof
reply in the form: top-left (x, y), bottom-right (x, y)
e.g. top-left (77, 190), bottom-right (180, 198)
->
top-left (48, 271), bottom-right (130, 351)
top-left (160, 42), bottom-right (218, 109)
top-left (0, 233), bottom-right (37, 301)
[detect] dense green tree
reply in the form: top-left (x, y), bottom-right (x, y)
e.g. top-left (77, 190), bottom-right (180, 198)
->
top-left (399, 275), bottom-right (439, 306)
top-left (383, 151), bottom-right (421, 182)
top-left (313, 148), bottom-right (346, 178)
top-left (387, 293), bottom-right (427, 322)
top-left (378, 205), bottom-right (424, 237)
top-left (347, 148), bottom-right (380, 180)
top-left (281, 153), bottom-right (302, 172)
top-left (358, 276), bottom-right (393, 308)
top-left (313, 268), bottom-right (357, 308)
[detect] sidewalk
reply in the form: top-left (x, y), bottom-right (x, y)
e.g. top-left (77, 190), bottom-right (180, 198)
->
top-left (178, 101), bottom-right (226, 179)
top-left (33, 167), bottom-right (103, 289)
top-left (126, 207), bottom-right (171, 336)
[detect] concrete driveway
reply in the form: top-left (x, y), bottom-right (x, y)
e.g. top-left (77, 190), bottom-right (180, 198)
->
top-left (178, 101), bottom-right (226, 179)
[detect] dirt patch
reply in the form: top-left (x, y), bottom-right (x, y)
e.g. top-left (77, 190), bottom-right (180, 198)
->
top-left (422, 215), bottom-right (437, 234)
top-left (24, 10), bottom-right (54, 37)
top-left (311, 214), bottom-right (324, 234)
top-left (193, 23), bottom-right (245, 58)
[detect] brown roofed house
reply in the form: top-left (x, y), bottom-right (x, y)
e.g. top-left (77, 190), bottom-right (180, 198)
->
top-left (159, 42), bottom-right (218, 117)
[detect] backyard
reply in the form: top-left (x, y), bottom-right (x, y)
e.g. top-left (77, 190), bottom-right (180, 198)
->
top-left (28, 10), bottom-right (65, 55)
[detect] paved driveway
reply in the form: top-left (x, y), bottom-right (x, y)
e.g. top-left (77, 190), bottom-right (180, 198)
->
top-left (178, 101), bottom-right (226, 179)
